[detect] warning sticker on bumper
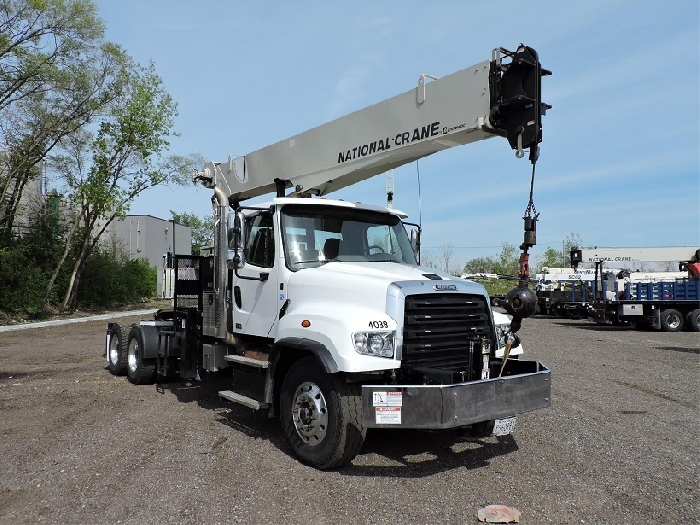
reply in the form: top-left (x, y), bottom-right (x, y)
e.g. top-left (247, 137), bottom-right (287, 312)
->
top-left (375, 406), bottom-right (401, 425)
top-left (372, 391), bottom-right (403, 407)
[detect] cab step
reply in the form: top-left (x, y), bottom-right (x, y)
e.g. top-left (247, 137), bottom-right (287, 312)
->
top-left (224, 354), bottom-right (269, 368)
top-left (219, 390), bottom-right (268, 410)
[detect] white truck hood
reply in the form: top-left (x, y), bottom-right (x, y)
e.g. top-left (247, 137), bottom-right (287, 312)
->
top-left (280, 262), bottom-right (521, 371)
top-left (286, 262), bottom-right (488, 308)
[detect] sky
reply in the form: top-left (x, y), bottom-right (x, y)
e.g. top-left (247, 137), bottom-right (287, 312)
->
top-left (92, 0), bottom-right (700, 267)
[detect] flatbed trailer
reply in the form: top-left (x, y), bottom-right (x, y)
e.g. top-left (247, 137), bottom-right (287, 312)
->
top-left (592, 278), bottom-right (700, 331)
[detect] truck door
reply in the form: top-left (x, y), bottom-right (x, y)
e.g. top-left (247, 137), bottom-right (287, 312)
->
top-left (232, 211), bottom-right (279, 337)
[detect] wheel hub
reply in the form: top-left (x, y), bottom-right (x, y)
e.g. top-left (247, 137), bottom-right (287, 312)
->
top-left (127, 339), bottom-right (139, 373)
top-left (667, 313), bottom-right (681, 329)
top-left (291, 381), bottom-right (328, 445)
top-left (109, 338), bottom-right (119, 365)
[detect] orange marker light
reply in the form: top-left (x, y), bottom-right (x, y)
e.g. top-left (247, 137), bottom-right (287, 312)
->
top-left (301, 320), bottom-right (311, 328)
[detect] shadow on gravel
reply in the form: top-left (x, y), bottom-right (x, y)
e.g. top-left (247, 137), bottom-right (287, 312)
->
top-left (152, 373), bottom-right (520, 474)
top-left (655, 345), bottom-right (700, 355)
top-left (154, 371), bottom-right (288, 448)
top-left (0, 372), bottom-right (30, 382)
top-left (551, 321), bottom-right (634, 331)
top-left (344, 429), bottom-right (519, 478)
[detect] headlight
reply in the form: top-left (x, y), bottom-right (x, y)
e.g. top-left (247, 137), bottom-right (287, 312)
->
top-left (495, 323), bottom-right (509, 349)
top-left (352, 331), bottom-right (394, 358)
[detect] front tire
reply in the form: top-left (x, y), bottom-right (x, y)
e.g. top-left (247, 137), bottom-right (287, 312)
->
top-left (107, 323), bottom-right (128, 375)
top-left (660, 309), bottom-right (684, 332)
top-left (279, 357), bottom-right (365, 469)
top-left (126, 325), bottom-right (156, 385)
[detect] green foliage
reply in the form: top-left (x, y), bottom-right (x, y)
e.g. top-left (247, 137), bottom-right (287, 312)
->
top-left (170, 210), bottom-right (215, 255)
top-left (0, 0), bottom-right (116, 237)
top-left (0, 243), bottom-right (49, 315)
top-left (463, 242), bottom-right (520, 276)
top-left (77, 251), bottom-right (156, 308)
top-left (0, 0), bottom-right (199, 315)
top-left (534, 233), bottom-right (584, 272)
top-left (480, 279), bottom-right (517, 297)
top-left (0, 212), bottom-right (156, 317)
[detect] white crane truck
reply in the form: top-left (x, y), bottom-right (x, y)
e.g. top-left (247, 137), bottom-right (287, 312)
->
top-left (106, 45), bottom-right (552, 469)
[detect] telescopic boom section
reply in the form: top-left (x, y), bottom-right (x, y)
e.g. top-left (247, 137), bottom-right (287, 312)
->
top-left (194, 44), bottom-right (549, 203)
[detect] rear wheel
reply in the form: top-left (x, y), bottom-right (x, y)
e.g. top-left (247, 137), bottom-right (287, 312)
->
top-left (106, 323), bottom-right (128, 376)
top-left (126, 325), bottom-right (156, 385)
top-left (280, 357), bottom-right (365, 469)
top-left (686, 309), bottom-right (700, 332)
top-left (660, 309), bottom-right (684, 332)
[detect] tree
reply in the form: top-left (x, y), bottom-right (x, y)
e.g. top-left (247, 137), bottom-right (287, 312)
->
top-left (170, 210), bottom-right (215, 255)
top-left (0, 0), bottom-right (121, 239)
top-left (535, 247), bottom-right (562, 272)
top-left (534, 233), bottom-right (585, 272)
top-left (46, 60), bottom-right (199, 311)
top-left (439, 243), bottom-right (456, 275)
top-left (463, 242), bottom-right (519, 276)
top-left (419, 248), bottom-right (438, 269)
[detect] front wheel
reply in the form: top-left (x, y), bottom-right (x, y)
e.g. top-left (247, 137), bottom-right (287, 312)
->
top-left (660, 309), bottom-right (684, 332)
top-left (279, 357), bottom-right (366, 469)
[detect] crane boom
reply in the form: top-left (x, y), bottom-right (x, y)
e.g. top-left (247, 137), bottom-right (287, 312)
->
top-left (195, 45), bottom-right (548, 203)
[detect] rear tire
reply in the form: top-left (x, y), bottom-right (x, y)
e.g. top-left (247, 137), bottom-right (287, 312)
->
top-left (686, 309), bottom-right (700, 332)
top-left (107, 323), bottom-right (128, 376)
top-left (660, 309), bottom-right (684, 332)
top-left (126, 325), bottom-right (156, 385)
top-left (279, 357), bottom-right (365, 469)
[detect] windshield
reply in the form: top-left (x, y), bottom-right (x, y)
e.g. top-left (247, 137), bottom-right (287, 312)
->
top-left (280, 204), bottom-right (417, 270)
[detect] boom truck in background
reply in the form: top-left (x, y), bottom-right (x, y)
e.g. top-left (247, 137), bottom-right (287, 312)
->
top-left (570, 247), bottom-right (700, 332)
top-left (535, 267), bottom-right (598, 318)
top-left (105, 45), bottom-right (552, 468)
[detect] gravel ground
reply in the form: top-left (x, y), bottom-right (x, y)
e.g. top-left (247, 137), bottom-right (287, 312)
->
top-left (0, 314), bottom-right (698, 524)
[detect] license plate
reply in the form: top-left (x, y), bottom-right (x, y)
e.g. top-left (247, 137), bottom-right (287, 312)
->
top-left (492, 417), bottom-right (516, 436)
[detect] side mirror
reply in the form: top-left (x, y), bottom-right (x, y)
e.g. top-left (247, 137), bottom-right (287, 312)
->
top-left (228, 211), bottom-right (246, 269)
top-left (409, 228), bottom-right (421, 264)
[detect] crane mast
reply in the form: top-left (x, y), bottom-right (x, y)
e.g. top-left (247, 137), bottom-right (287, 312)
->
top-left (195, 45), bottom-right (549, 204)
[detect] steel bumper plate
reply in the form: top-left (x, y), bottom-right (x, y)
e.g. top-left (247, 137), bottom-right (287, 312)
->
top-left (361, 360), bottom-right (551, 429)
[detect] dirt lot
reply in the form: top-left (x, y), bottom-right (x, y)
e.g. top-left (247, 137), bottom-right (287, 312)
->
top-left (0, 313), bottom-right (698, 524)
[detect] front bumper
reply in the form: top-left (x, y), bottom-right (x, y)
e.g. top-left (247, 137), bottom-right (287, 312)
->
top-left (361, 359), bottom-right (551, 429)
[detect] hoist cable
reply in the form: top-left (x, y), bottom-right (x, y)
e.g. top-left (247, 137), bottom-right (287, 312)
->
top-left (416, 160), bottom-right (422, 228)
top-left (523, 161), bottom-right (538, 219)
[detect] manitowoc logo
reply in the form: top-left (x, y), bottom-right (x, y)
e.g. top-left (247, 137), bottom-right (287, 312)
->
top-left (433, 284), bottom-right (457, 291)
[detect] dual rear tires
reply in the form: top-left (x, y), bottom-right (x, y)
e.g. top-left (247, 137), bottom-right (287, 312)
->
top-left (126, 324), bottom-right (156, 385)
top-left (106, 322), bottom-right (156, 384)
top-left (659, 308), bottom-right (700, 332)
top-left (686, 309), bottom-right (700, 332)
top-left (106, 323), bottom-right (129, 375)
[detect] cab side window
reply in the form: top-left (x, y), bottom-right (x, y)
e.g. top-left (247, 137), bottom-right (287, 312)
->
top-left (244, 213), bottom-right (274, 268)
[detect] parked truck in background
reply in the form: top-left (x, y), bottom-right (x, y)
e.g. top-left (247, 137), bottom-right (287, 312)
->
top-left (105, 45), bottom-right (552, 468)
top-left (535, 267), bottom-right (597, 318)
top-left (570, 247), bottom-right (700, 332)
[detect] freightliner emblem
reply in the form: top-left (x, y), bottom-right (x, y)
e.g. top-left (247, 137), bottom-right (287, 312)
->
top-left (433, 284), bottom-right (457, 291)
